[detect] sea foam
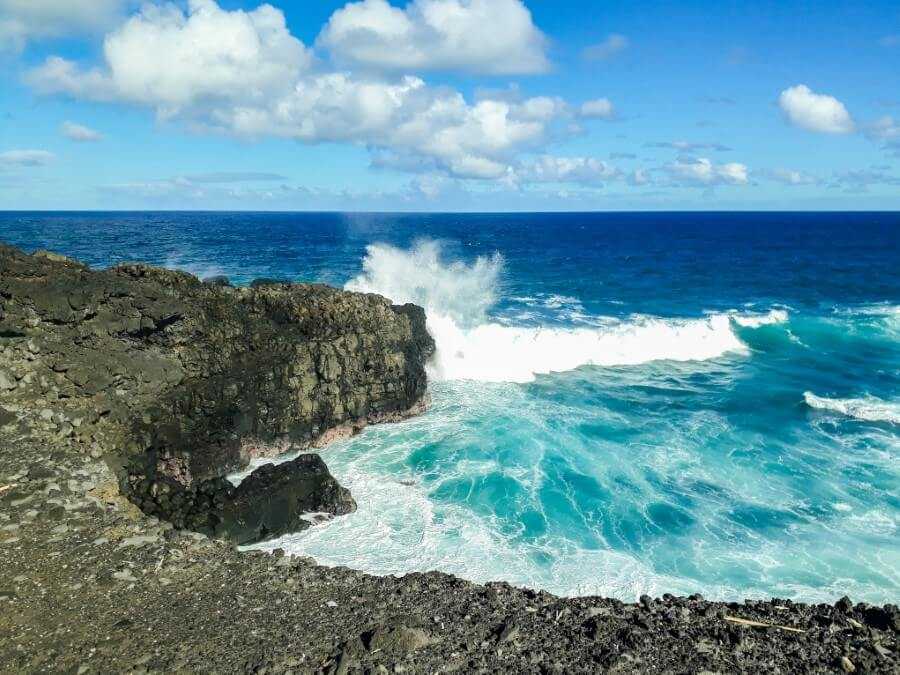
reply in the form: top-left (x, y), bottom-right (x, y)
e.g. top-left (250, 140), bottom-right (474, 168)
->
top-left (804, 392), bottom-right (900, 424)
top-left (347, 241), bottom-right (752, 383)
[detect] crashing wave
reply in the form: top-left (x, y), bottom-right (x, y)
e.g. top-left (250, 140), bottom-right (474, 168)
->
top-left (804, 392), bottom-right (900, 424)
top-left (346, 241), bottom-right (750, 383)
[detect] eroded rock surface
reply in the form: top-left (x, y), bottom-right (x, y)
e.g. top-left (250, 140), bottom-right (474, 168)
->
top-left (0, 244), bottom-right (434, 542)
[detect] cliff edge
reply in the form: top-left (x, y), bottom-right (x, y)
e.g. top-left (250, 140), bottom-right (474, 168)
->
top-left (0, 244), bottom-right (434, 542)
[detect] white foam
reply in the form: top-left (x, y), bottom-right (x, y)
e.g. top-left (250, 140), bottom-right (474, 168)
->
top-left (804, 392), bottom-right (900, 424)
top-left (730, 308), bottom-right (789, 328)
top-left (424, 313), bottom-right (747, 383)
top-left (346, 241), bottom-right (749, 383)
top-left (242, 445), bottom-right (699, 600)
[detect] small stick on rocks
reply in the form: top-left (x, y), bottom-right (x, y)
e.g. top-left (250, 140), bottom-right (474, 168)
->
top-left (723, 615), bottom-right (805, 634)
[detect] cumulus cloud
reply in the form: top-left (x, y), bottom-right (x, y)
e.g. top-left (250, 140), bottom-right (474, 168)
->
top-left (778, 84), bottom-right (855, 134)
top-left (518, 155), bottom-right (621, 185)
top-left (666, 157), bottom-right (748, 186)
top-left (317, 0), bottom-right (549, 74)
top-left (28, 0), bottom-right (313, 116)
top-left (0, 0), bottom-right (129, 52)
top-left (61, 121), bottom-right (103, 142)
top-left (583, 34), bottom-right (629, 60)
top-left (579, 98), bottom-right (615, 120)
top-left (28, 1), bottom-right (568, 182)
top-left (0, 149), bottom-right (56, 166)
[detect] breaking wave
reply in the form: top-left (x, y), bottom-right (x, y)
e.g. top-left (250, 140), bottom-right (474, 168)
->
top-left (347, 241), bottom-right (760, 383)
top-left (730, 308), bottom-right (790, 328)
top-left (804, 392), bottom-right (900, 424)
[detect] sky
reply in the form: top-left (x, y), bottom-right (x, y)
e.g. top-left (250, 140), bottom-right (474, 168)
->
top-left (0, 0), bottom-right (898, 211)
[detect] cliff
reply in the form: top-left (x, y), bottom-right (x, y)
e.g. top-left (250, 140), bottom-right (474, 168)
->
top-left (0, 244), bottom-right (434, 542)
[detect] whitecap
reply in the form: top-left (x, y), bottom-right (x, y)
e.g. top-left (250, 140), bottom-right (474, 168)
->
top-left (804, 392), bottom-right (900, 424)
top-left (730, 308), bottom-right (790, 328)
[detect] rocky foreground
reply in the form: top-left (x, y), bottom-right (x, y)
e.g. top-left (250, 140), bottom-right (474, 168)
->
top-left (0, 245), bottom-right (897, 673)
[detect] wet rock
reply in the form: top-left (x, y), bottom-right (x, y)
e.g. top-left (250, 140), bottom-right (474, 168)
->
top-left (202, 275), bottom-right (231, 287)
top-left (214, 454), bottom-right (356, 545)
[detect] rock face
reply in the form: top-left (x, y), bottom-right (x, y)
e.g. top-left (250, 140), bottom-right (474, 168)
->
top-left (0, 244), bottom-right (435, 542)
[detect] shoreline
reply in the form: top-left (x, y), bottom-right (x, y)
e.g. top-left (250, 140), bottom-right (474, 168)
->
top-left (0, 244), bottom-right (897, 672)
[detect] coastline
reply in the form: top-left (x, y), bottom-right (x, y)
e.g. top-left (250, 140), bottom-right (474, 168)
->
top-left (0, 244), bottom-right (897, 673)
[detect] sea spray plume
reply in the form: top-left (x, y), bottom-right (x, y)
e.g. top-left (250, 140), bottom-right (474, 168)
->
top-left (346, 241), bottom-right (751, 383)
top-left (345, 240), bottom-right (504, 326)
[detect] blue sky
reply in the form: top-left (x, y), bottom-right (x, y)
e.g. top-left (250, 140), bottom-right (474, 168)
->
top-left (0, 0), bottom-right (898, 211)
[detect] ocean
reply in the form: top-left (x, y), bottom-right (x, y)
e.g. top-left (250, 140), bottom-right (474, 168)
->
top-left (2, 211), bottom-right (898, 603)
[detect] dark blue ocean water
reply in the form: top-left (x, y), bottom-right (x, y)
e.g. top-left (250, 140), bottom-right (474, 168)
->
top-left (2, 211), bottom-right (898, 602)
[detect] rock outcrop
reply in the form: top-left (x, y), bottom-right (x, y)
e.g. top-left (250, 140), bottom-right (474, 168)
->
top-left (0, 244), bottom-right (435, 542)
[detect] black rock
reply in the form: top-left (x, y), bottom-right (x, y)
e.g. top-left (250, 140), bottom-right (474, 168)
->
top-left (214, 454), bottom-right (356, 545)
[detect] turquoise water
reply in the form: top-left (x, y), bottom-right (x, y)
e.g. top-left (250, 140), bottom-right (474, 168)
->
top-left (2, 211), bottom-right (898, 602)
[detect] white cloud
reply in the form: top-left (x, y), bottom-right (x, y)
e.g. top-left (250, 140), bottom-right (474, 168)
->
top-left (868, 116), bottom-right (899, 141)
top-left (667, 157), bottom-right (748, 185)
top-left (30, 0), bottom-right (313, 115)
top-left (778, 84), bottom-right (855, 134)
top-left (759, 168), bottom-right (818, 186)
top-left (0, 149), bottom-right (56, 166)
top-left (880, 35), bottom-right (899, 48)
top-left (866, 116), bottom-right (900, 155)
top-left (648, 140), bottom-right (731, 152)
top-left (583, 34), bottom-right (629, 60)
top-left (518, 155), bottom-right (621, 185)
top-left (61, 121), bottom-right (103, 142)
top-left (628, 169), bottom-right (649, 186)
top-left (0, 0), bottom-right (129, 52)
top-left (580, 98), bottom-right (615, 120)
top-left (317, 0), bottom-right (549, 74)
top-left (28, 1), bottom-right (567, 182)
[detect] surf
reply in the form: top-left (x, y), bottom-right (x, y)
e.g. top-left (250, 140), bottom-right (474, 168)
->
top-left (346, 241), bottom-right (769, 383)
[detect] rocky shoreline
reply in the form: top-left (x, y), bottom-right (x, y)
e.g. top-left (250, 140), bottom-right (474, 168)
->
top-left (1, 244), bottom-right (897, 673)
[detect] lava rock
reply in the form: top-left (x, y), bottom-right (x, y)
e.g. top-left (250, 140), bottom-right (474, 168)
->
top-left (214, 454), bottom-right (356, 544)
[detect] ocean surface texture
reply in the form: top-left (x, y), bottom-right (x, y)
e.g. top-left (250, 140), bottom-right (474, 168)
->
top-left (3, 211), bottom-right (898, 603)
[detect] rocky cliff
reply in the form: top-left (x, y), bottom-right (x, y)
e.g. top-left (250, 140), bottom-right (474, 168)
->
top-left (0, 244), bottom-right (434, 542)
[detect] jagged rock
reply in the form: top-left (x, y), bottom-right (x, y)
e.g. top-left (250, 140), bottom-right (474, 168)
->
top-left (0, 244), bottom-right (434, 540)
top-left (215, 454), bottom-right (357, 544)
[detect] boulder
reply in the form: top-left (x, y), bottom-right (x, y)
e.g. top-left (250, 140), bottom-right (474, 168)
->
top-left (215, 454), bottom-right (356, 544)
